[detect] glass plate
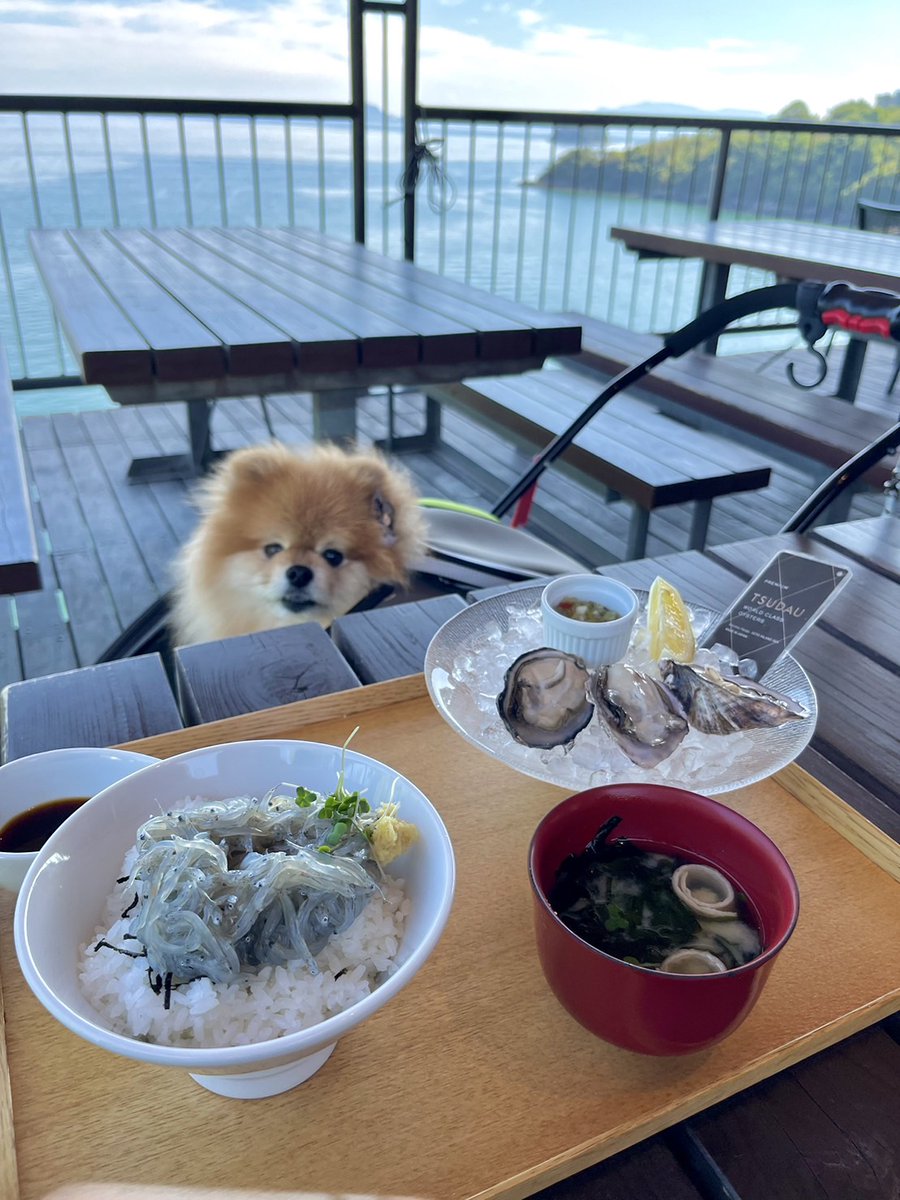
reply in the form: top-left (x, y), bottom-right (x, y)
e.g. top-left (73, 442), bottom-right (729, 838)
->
top-left (424, 585), bottom-right (817, 796)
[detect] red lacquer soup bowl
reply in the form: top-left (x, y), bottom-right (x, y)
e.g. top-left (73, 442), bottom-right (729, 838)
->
top-left (528, 783), bottom-right (800, 1056)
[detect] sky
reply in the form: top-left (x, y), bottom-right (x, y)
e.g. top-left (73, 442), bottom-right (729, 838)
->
top-left (0, 0), bottom-right (898, 117)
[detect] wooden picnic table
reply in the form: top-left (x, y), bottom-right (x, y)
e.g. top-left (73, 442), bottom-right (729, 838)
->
top-left (0, 516), bottom-right (898, 1197)
top-left (609, 217), bottom-right (900, 401)
top-left (29, 225), bottom-right (582, 482)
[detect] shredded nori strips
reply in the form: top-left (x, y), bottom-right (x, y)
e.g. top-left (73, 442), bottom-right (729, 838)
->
top-left (93, 938), bottom-right (147, 960)
top-left (146, 967), bottom-right (175, 1009)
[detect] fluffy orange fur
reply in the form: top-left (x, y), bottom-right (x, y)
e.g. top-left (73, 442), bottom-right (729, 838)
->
top-left (171, 443), bottom-right (426, 645)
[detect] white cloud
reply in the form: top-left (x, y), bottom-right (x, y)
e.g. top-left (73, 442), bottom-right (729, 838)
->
top-left (705, 37), bottom-right (757, 51)
top-left (0, 0), bottom-right (353, 100)
top-left (0, 0), bottom-right (895, 115)
top-left (418, 20), bottom-right (898, 115)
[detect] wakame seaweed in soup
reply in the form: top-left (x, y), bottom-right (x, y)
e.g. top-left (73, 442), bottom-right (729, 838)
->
top-left (548, 816), bottom-right (763, 972)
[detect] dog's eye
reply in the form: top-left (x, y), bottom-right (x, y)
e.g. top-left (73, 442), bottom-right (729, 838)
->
top-left (263, 543), bottom-right (284, 558)
top-left (322, 548), bottom-right (344, 568)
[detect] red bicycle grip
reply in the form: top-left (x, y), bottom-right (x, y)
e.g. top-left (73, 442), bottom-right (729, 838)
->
top-left (817, 281), bottom-right (900, 343)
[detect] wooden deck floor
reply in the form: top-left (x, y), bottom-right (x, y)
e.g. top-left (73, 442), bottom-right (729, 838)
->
top-left (3, 337), bottom-right (895, 688)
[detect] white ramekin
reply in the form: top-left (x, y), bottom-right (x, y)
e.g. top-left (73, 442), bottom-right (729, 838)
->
top-left (0, 747), bottom-right (158, 893)
top-left (540, 575), bottom-right (639, 669)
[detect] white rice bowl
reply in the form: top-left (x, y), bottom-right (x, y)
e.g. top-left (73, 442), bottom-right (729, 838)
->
top-left (14, 739), bottom-right (455, 1098)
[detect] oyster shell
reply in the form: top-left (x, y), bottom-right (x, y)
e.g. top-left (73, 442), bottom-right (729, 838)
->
top-left (497, 649), bottom-right (593, 749)
top-left (590, 663), bottom-right (688, 767)
top-left (661, 660), bottom-right (809, 736)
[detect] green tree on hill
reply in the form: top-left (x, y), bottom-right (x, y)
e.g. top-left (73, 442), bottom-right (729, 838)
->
top-left (778, 100), bottom-right (816, 121)
top-left (533, 93), bottom-right (900, 221)
top-left (827, 99), bottom-right (880, 123)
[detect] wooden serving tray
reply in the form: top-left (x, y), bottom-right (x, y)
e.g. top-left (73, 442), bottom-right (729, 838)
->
top-left (2, 676), bottom-right (899, 1200)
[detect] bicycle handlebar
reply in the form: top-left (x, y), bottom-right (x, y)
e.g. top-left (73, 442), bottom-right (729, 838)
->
top-left (663, 279), bottom-right (900, 360)
top-left (810, 280), bottom-right (900, 344)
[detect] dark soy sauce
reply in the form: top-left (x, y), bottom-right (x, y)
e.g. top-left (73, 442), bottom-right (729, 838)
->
top-left (0, 798), bottom-right (87, 853)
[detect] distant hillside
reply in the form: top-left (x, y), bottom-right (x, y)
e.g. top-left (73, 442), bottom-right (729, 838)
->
top-left (550, 94), bottom-right (900, 151)
top-left (611, 101), bottom-right (768, 120)
top-left (553, 102), bottom-right (770, 146)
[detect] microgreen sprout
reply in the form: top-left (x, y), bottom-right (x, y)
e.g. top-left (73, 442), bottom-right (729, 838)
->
top-left (324, 820), bottom-right (350, 847)
top-left (296, 727), bottom-right (372, 853)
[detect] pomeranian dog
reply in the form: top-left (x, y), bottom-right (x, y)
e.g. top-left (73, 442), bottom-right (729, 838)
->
top-left (170, 442), bottom-right (426, 645)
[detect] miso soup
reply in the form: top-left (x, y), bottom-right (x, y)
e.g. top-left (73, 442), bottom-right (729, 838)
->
top-left (549, 815), bottom-right (763, 973)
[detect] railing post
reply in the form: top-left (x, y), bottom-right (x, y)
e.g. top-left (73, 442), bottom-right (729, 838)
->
top-left (403, 0), bottom-right (419, 261)
top-left (707, 126), bottom-right (732, 221)
top-left (698, 124), bottom-right (733, 347)
top-left (349, 0), bottom-right (366, 244)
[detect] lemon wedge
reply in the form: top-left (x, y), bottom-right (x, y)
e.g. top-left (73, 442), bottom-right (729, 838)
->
top-left (647, 576), bottom-right (696, 662)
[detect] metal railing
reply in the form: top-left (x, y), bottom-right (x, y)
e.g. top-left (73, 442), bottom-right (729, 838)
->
top-left (2, 0), bottom-right (899, 389)
top-left (410, 107), bottom-right (900, 340)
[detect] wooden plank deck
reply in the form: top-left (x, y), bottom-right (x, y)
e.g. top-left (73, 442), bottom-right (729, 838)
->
top-left (2, 337), bottom-right (894, 687)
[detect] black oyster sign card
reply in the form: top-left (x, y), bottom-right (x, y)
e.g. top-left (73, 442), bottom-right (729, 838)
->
top-left (702, 551), bottom-right (851, 677)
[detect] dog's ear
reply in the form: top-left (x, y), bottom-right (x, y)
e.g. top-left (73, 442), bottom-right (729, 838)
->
top-left (223, 447), bottom-right (286, 486)
top-left (372, 492), bottom-right (398, 546)
top-left (193, 446), bottom-right (290, 515)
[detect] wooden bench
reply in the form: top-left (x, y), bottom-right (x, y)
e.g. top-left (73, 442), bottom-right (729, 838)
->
top-left (174, 623), bottom-right (361, 723)
top-left (428, 367), bottom-right (772, 559)
top-left (568, 314), bottom-right (897, 489)
top-left (330, 593), bottom-right (468, 684)
top-left (0, 339), bottom-right (40, 595)
top-left (0, 655), bottom-right (183, 761)
top-left (0, 621), bottom-right (373, 761)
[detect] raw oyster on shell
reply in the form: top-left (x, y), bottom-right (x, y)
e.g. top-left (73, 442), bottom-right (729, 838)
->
top-left (660, 660), bottom-right (809, 736)
top-left (497, 649), bottom-right (593, 749)
top-left (589, 663), bottom-right (688, 768)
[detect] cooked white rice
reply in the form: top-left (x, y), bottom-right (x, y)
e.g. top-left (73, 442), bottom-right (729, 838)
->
top-left (79, 851), bottom-right (410, 1049)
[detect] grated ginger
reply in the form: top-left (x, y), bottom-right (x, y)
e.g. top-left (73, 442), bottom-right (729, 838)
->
top-left (369, 803), bottom-right (420, 866)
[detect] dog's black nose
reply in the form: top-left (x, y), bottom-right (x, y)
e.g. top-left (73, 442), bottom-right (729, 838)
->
top-left (286, 564), bottom-right (313, 589)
